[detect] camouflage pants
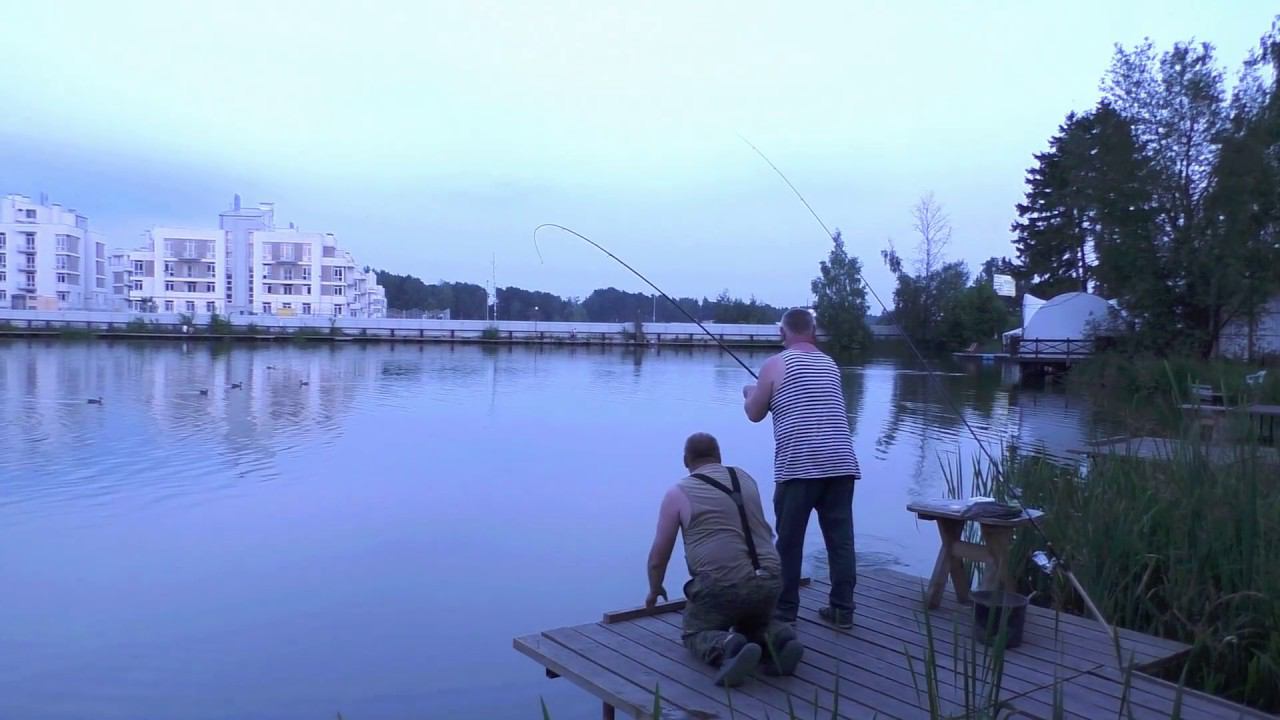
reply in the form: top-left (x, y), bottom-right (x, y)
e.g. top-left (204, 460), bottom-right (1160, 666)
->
top-left (682, 573), bottom-right (798, 667)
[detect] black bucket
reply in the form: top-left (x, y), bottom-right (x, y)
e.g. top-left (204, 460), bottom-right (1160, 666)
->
top-left (971, 590), bottom-right (1029, 648)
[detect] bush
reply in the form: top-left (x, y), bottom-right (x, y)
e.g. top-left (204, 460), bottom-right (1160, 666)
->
top-left (207, 312), bottom-right (234, 335)
top-left (480, 326), bottom-right (502, 341)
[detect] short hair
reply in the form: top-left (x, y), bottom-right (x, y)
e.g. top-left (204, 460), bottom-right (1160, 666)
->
top-left (781, 308), bottom-right (815, 336)
top-left (684, 432), bottom-right (722, 463)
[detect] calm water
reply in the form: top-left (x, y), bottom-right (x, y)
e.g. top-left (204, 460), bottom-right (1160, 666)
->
top-left (0, 340), bottom-right (1110, 719)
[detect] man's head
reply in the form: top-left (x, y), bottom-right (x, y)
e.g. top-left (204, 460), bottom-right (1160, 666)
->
top-left (779, 308), bottom-right (817, 346)
top-left (683, 432), bottom-right (722, 471)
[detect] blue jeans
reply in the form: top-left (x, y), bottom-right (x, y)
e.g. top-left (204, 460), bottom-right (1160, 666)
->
top-left (773, 475), bottom-right (857, 621)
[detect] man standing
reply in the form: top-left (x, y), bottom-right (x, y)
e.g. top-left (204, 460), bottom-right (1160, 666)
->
top-left (743, 308), bottom-right (860, 628)
top-left (645, 433), bottom-right (804, 687)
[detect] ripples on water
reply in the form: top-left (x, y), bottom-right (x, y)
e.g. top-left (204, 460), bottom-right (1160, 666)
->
top-left (0, 340), bottom-right (1108, 720)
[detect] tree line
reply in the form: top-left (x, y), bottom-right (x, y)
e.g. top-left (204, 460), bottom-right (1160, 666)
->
top-left (1011, 23), bottom-right (1280, 357)
top-left (373, 270), bottom-right (787, 324)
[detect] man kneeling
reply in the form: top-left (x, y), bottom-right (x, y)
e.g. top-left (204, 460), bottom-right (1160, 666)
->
top-left (645, 433), bottom-right (804, 687)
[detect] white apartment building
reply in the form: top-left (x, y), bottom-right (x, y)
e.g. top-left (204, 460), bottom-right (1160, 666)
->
top-left (115, 197), bottom-right (385, 318)
top-left (120, 227), bottom-right (227, 314)
top-left (0, 194), bottom-right (109, 310)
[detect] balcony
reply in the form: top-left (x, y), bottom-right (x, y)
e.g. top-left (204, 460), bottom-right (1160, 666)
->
top-left (18, 245), bottom-right (37, 254)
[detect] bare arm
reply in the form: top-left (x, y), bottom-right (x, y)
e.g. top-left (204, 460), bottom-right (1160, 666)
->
top-left (645, 486), bottom-right (686, 607)
top-left (742, 356), bottom-right (782, 423)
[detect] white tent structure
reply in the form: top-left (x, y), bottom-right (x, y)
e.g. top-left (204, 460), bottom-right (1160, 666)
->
top-left (1003, 291), bottom-right (1116, 359)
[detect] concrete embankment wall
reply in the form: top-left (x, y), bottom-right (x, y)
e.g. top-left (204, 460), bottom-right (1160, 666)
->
top-left (0, 309), bottom-right (800, 347)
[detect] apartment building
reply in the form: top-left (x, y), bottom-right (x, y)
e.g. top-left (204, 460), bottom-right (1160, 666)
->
top-left (116, 197), bottom-right (385, 318)
top-left (0, 194), bottom-right (109, 310)
top-left (119, 227), bottom-right (227, 314)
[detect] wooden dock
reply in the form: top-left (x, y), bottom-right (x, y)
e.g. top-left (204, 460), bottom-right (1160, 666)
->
top-left (515, 569), bottom-right (1270, 719)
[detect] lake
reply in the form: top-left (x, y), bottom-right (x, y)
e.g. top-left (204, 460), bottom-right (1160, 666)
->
top-left (0, 340), bottom-right (1110, 719)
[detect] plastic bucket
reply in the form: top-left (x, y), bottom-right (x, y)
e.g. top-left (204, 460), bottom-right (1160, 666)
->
top-left (971, 590), bottom-right (1029, 648)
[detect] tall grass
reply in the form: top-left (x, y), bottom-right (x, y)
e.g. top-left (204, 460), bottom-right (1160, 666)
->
top-left (950, 408), bottom-right (1280, 712)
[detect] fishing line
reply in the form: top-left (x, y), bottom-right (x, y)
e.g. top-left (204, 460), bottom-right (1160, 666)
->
top-left (532, 223), bottom-right (759, 379)
top-left (740, 137), bottom-right (1118, 644)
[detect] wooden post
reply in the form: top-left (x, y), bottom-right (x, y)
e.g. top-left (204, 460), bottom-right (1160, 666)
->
top-left (602, 702), bottom-right (615, 720)
top-left (979, 525), bottom-right (1014, 593)
top-left (926, 519), bottom-right (968, 609)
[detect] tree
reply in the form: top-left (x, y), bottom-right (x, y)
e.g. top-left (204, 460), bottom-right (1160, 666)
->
top-left (911, 193), bottom-right (951, 279)
top-left (1013, 104), bottom-right (1157, 297)
top-left (811, 230), bottom-right (871, 357)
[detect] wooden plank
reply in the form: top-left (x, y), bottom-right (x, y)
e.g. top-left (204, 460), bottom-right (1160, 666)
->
top-left (645, 611), bottom-right (948, 720)
top-left (576, 623), bottom-right (785, 719)
top-left (841, 574), bottom-right (1152, 673)
top-left (790, 585), bottom-right (1113, 719)
top-left (1092, 667), bottom-right (1277, 720)
top-left (599, 620), bottom-right (848, 720)
top-left (811, 579), bottom-right (1225, 719)
top-left (514, 633), bottom-right (679, 719)
top-left (543, 626), bottom-right (724, 719)
top-left (603, 577), bottom-right (810, 624)
top-left (869, 570), bottom-right (1189, 664)
top-left (857, 569), bottom-right (1188, 661)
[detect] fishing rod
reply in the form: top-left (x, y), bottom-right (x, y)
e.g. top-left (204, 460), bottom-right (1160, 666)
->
top-left (739, 137), bottom-right (1120, 646)
top-left (532, 223), bottom-right (759, 379)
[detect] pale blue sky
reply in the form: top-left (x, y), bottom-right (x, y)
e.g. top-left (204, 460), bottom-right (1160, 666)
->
top-left (3, 1), bottom-right (1275, 306)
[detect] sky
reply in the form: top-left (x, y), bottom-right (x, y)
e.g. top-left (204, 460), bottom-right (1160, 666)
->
top-left (2, 1), bottom-right (1276, 308)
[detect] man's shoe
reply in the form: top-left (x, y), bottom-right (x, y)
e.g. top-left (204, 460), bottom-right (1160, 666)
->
top-left (714, 641), bottom-right (762, 687)
top-left (819, 605), bottom-right (854, 630)
top-left (761, 638), bottom-right (805, 676)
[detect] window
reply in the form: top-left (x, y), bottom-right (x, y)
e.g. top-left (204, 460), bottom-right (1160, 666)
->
top-left (96, 277), bottom-right (105, 289)
top-left (133, 280), bottom-right (143, 291)
top-left (0, 291), bottom-right (6, 301)
top-left (282, 302), bottom-right (292, 310)
top-left (206, 263), bottom-right (215, 275)
top-left (22, 208), bottom-right (36, 220)
top-left (164, 262), bottom-right (174, 276)
top-left (206, 301), bottom-right (216, 313)
top-left (56, 273), bottom-right (67, 284)
top-left (56, 235), bottom-right (67, 251)
top-left (0, 233), bottom-right (5, 248)
top-left (184, 241), bottom-right (195, 258)
top-left (0, 253), bottom-right (6, 268)
top-left (350, 310), bottom-right (358, 318)
top-left (164, 300), bottom-right (174, 312)
top-left (205, 283), bottom-right (215, 293)
top-left (185, 264), bottom-right (194, 277)
top-left (301, 267), bottom-right (310, 280)
top-left (262, 302), bottom-right (272, 314)
top-left (24, 233), bottom-right (36, 249)
top-left (165, 240), bottom-right (177, 257)
top-left (333, 305), bottom-right (343, 316)
top-left (185, 301), bottom-right (196, 313)
top-left (281, 244), bottom-right (293, 260)
top-left (302, 245), bottom-right (312, 262)
top-left (283, 285), bottom-right (294, 295)
top-left (0, 271), bottom-right (5, 282)
top-left (57, 291), bottom-right (69, 302)
top-left (333, 285), bottom-right (344, 296)
top-left (333, 267), bottom-right (345, 282)
top-left (302, 303), bottom-right (311, 315)
top-left (25, 273), bottom-right (36, 286)
top-left (283, 267), bottom-right (293, 280)
top-left (186, 282), bottom-right (196, 293)
top-left (56, 255), bottom-right (68, 270)
top-left (165, 281), bottom-right (175, 292)
top-left (133, 260), bottom-right (145, 274)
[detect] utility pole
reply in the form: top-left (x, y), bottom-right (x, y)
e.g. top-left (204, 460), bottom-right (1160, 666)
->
top-left (652, 293), bottom-right (657, 322)
top-left (490, 253), bottom-right (498, 322)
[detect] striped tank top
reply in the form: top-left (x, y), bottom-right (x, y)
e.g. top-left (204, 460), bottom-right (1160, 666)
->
top-left (771, 349), bottom-right (861, 482)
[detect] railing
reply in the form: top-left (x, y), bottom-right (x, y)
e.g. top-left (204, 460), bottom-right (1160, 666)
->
top-left (1013, 338), bottom-right (1096, 360)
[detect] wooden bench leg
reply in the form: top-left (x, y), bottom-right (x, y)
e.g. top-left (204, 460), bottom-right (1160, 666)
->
top-left (979, 525), bottom-right (1014, 593)
top-left (602, 702), bottom-right (615, 719)
top-left (927, 519), bottom-right (967, 609)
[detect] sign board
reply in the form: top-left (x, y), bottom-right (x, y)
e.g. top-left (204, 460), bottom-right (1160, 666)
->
top-left (992, 274), bottom-right (1016, 297)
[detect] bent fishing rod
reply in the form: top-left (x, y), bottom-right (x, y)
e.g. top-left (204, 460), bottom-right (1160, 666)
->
top-left (738, 137), bottom-right (1118, 645)
top-left (533, 222), bottom-right (759, 379)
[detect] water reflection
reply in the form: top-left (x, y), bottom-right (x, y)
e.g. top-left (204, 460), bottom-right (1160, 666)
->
top-left (0, 341), bottom-right (1105, 720)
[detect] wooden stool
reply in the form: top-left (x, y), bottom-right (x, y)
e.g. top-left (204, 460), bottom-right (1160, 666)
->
top-left (907, 501), bottom-right (1045, 609)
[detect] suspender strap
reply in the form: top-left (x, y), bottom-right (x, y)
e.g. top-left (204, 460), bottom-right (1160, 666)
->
top-left (689, 467), bottom-right (762, 573)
